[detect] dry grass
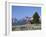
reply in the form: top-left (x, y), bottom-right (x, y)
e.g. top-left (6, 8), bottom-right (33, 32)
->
top-left (12, 24), bottom-right (41, 31)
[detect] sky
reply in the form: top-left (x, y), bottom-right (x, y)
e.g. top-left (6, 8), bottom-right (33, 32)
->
top-left (12, 6), bottom-right (41, 20)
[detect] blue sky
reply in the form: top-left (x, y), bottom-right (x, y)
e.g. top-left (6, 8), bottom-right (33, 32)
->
top-left (12, 6), bottom-right (41, 20)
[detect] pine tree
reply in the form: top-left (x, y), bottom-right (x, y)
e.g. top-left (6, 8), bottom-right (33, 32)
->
top-left (32, 12), bottom-right (40, 24)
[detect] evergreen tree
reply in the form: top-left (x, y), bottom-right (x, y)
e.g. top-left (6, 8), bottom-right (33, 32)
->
top-left (32, 12), bottom-right (40, 24)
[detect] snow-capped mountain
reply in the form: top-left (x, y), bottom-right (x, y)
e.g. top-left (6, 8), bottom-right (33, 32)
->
top-left (12, 16), bottom-right (33, 25)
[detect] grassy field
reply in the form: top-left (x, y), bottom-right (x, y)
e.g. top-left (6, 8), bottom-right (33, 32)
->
top-left (12, 24), bottom-right (41, 31)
